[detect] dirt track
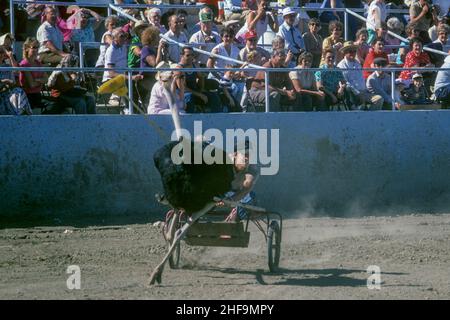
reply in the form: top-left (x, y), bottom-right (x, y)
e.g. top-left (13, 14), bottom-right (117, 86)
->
top-left (1, 213), bottom-right (450, 300)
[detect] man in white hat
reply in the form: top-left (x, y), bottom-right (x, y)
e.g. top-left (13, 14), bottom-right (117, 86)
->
top-left (277, 7), bottom-right (305, 58)
top-left (337, 41), bottom-right (383, 110)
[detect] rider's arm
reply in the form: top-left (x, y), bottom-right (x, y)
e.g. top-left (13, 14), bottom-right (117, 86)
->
top-left (228, 173), bottom-right (256, 202)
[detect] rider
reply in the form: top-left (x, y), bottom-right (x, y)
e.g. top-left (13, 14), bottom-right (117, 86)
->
top-left (221, 139), bottom-right (260, 222)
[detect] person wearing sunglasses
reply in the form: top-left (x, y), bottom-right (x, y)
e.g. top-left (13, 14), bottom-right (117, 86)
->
top-left (302, 18), bottom-right (323, 68)
top-left (19, 37), bottom-right (49, 111)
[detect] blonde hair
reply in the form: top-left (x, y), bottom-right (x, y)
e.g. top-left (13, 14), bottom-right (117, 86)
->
top-left (23, 37), bottom-right (39, 60)
top-left (141, 26), bottom-right (161, 46)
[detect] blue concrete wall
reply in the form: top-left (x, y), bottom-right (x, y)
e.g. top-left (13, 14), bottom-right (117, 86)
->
top-left (1, 112), bottom-right (450, 226)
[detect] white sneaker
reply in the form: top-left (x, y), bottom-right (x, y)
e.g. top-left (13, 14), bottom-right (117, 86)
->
top-left (121, 107), bottom-right (131, 115)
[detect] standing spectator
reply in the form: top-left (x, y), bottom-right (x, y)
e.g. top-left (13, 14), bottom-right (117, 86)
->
top-left (385, 17), bottom-right (404, 54)
top-left (434, 55), bottom-right (450, 109)
top-left (303, 18), bottom-right (323, 68)
top-left (189, 10), bottom-right (221, 67)
top-left (321, 20), bottom-right (344, 65)
top-left (366, 0), bottom-right (387, 45)
top-left (248, 49), bottom-right (297, 112)
top-left (337, 41), bottom-right (383, 110)
top-left (354, 28), bottom-right (370, 64)
top-left (398, 37), bottom-right (434, 87)
top-left (36, 6), bottom-right (69, 66)
top-left (409, 0), bottom-right (435, 44)
top-left (238, 30), bottom-right (270, 64)
top-left (289, 52), bottom-right (326, 111)
top-left (363, 37), bottom-right (388, 79)
top-left (161, 14), bottom-right (188, 63)
top-left (315, 48), bottom-right (347, 109)
top-left (19, 37), bottom-right (48, 111)
top-left (277, 7), bottom-right (305, 61)
top-left (366, 57), bottom-right (401, 109)
top-left (235, 0), bottom-right (279, 44)
top-left (95, 15), bottom-right (119, 68)
top-left (319, 0), bottom-right (344, 26)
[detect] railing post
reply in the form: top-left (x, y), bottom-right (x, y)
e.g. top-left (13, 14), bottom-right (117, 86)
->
top-left (108, 0), bottom-right (112, 17)
top-left (344, 10), bottom-right (348, 41)
top-left (391, 70), bottom-right (396, 111)
top-left (128, 74), bottom-right (133, 114)
top-left (79, 43), bottom-right (84, 69)
top-left (265, 70), bottom-right (270, 113)
top-left (9, 0), bottom-right (15, 52)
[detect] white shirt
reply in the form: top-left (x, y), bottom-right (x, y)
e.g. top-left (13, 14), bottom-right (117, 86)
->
top-left (36, 21), bottom-right (64, 54)
top-left (102, 43), bottom-right (127, 82)
top-left (162, 29), bottom-right (188, 63)
top-left (189, 30), bottom-right (221, 65)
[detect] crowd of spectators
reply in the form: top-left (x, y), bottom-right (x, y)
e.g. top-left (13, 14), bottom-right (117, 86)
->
top-left (1, 0), bottom-right (450, 115)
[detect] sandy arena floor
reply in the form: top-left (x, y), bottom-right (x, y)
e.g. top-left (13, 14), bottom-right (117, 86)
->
top-left (0, 213), bottom-right (449, 299)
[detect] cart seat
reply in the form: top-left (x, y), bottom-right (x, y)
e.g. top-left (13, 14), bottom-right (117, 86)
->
top-left (185, 221), bottom-right (250, 247)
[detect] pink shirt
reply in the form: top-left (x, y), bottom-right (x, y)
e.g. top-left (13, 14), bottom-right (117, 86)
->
top-left (19, 59), bottom-right (45, 94)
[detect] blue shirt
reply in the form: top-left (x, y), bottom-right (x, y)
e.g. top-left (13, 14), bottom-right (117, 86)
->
top-left (434, 56), bottom-right (450, 91)
top-left (277, 22), bottom-right (305, 55)
top-left (314, 64), bottom-right (345, 94)
top-left (224, 0), bottom-right (243, 15)
top-left (337, 57), bottom-right (366, 92)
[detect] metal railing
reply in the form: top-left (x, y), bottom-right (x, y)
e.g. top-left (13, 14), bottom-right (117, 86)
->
top-left (6, 1), bottom-right (449, 114)
top-left (3, 65), bottom-right (449, 114)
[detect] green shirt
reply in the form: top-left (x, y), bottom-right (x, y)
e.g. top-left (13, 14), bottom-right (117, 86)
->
top-left (128, 35), bottom-right (141, 68)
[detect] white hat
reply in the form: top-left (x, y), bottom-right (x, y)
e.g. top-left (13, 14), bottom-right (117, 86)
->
top-left (282, 7), bottom-right (297, 17)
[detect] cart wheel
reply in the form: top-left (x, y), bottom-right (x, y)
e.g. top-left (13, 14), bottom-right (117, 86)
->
top-left (163, 210), bottom-right (181, 269)
top-left (267, 220), bottom-right (281, 272)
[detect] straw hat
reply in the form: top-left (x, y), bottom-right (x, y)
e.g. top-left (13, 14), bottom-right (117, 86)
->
top-left (340, 41), bottom-right (358, 54)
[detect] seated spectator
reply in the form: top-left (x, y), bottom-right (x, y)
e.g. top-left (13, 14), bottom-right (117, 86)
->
top-left (337, 41), bottom-right (383, 110)
top-left (179, 46), bottom-right (223, 113)
top-left (0, 46), bottom-right (32, 115)
top-left (161, 14), bottom-right (188, 63)
top-left (354, 28), bottom-right (370, 65)
top-left (434, 55), bottom-right (450, 109)
top-left (272, 35), bottom-right (295, 67)
top-left (37, 6), bottom-right (70, 66)
top-left (189, 10), bottom-right (221, 67)
top-left (289, 52), bottom-right (326, 111)
top-left (401, 73), bottom-right (432, 105)
top-left (0, 33), bottom-right (18, 67)
top-left (145, 8), bottom-right (167, 34)
top-left (102, 28), bottom-right (129, 83)
top-left (148, 62), bottom-right (185, 115)
top-left (277, 7), bottom-right (305, 61)
top-left (95, 15), bottom-right (119, 68)
top-left (128, 21), bottom-right (149, 69)
top-left (398, 37), bottom-right (434, 88)
top-left (385, 17), bottom-right (404, 54)
top-left (47, 55), bottom-right (96, 114)
top-left (363, 37), bottom-right (389, 79)
top-left (321, 20), bottom-right (344, 66)
top-left (188, 6), bottom-right (220, 37)
top-left (207, 27), bottom-right (240, 80)
top-left (218, 65), bottom-right (243, 112)
top-left (302, 18), bottom-right (323, 68)
top-left (367, 57), bottom-right (402, 110)
top-left (138, 26), bottom-right (162, 105)
top-left (397, 23), bottom-right (422, 65)
top-left (235, 0), bottom-right (279, 44)
top-left (248, 49), bottom-right (297, 112)
top-left (426, 25), bottom-right (450, 67)
top-left (315, 48), bottom-right (347, 109)
top-left (238, 30), bottom-right (269, 65)
top-left (19, 37), bottom-right (48, 111)
top-left (428, 16), bottom-right (449, 42)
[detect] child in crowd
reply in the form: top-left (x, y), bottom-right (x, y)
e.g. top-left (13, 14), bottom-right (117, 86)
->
top-left (401, 73), bottom-right (432, 105)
